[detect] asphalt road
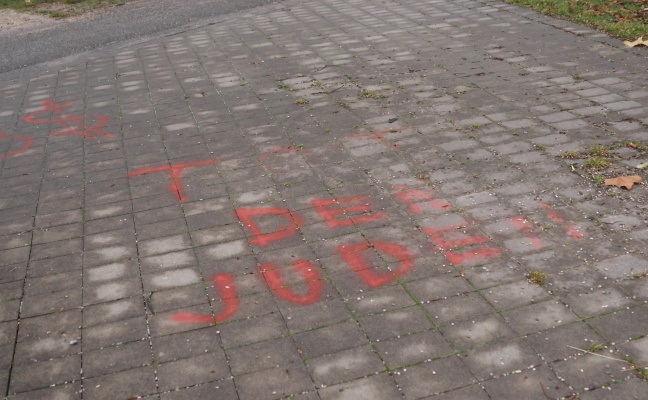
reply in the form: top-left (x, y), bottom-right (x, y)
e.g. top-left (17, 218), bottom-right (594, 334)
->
top-left (0, 0), bottom-right (281, 76)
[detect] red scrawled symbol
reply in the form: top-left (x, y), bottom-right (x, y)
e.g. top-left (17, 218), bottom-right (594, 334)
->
top-left (312, 196), bottom-right (385, 227)
top-left (258, 260), bottom-right (323, 305)
top-left (235, 207), bottom-right (304, 246)
top-left (394, 189), bottom-right (452, 214)
top-left (0, 130), bottom-right (33, 160)
top-left (338, 241), bottom-right (413, 288)
top-left (22, 99), bottom-right (112, 139)
top-left (172, 274), bottom-right (238, 324)
top-left (128, 160), bottom-right (216, 202)
top-left (445, 246), bottom-right (503, 266)
top-left (539, 203), bottom-right (586, 240)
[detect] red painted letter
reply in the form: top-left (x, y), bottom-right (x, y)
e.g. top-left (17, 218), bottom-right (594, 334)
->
top-left (0, 130), bottom-right (33, 160)
top-left (171, 274), bottom-right (238, 324)
top-left (236, 207), bottom-right (303, 246)
top-left (128, 159), bottom-right (215, 202)
top-left (312, 196), bottom-right (384, 227)
top-left (258, 260), bottom-right (323, 305)
top-left (338, 241), bottom-right (413, 288)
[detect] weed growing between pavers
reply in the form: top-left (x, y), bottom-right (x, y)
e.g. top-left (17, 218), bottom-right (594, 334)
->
top-left (526, 270), bottom-right (546, 286)
top-left (559, 140), bottom-right (648, 192)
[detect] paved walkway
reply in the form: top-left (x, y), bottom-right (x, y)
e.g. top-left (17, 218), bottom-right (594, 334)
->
top-left (1, 0), bottom-right (647, 399)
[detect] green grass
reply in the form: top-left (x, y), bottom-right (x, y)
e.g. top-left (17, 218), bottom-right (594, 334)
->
top-left (0, 0), bottom-right (132, 18)
top-left (502, 0), bottom-right (648, 40)
top-left (582, 156), bottom-right (610, 170)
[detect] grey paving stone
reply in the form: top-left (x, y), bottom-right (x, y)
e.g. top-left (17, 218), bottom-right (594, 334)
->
top-left (593, 255), bottom-right (648, 280)
top-left (307, 344), bottom-right (385, 386)
top-left (84, 339), bottom-right (151, 378)
top-left (9, 354), bottom-right (81, 394)
top-left (293, 321), bottom-right (368, 359)
top-left (440, 314), bottom-right (517, 351)
top-left (219, 312), bottom-right (288, 348)
top-left (425, 384), bottom-right (490, 399)
top-left (359, 306), bottom-right (432, 341)
top-left (553, 352), bottom-right (635, 391)
top-left (343, 282), bottom-right (417, 317)
top-left (618, 336), bottom-right (648, 368)
top-left (503, 299), bottom-right (579, 335)
top-left (481, 280), bottom-right (551, 311)
top-left (462, 338), bottom-right (543, 381)
top-left (6, 381), bottom-right (81, 400)
top-left (235, 362), bottom-right (314, 400)
top-left (424, 292), bottom-right (495, 327)
top-left (563, 285), bottom-right (636, 318)
top-left (157, 351), bottom-right (230, 391)
top-left (317, 373), bottom-right (401, 400)
top-left (394, 356), bottom-right (475, 399)
top-left (228, 336), bottom-right (300, 376)
top-left (82, 297), bottom-right (143, 327)
top-left (524, 321), bottom-right (603, 363)
top-left (83, 315), bottom-right (148, 350)
top-left (374, 330), bottom-right (454, 370)
top-left (579, 378), bottom-right (648, 400)
top-left (17, 309), bottom-right (81, 343)
top-left (83, 366), bottom-right (157, 399)
top-left (160, 378), bottom-right (238, 400)
top-left (405, 273), bottom-right (476, 303)
top-left (588, 306), bottom-right (648, 343)
top-left (0, 320), bottom-right (17, 347)
top-left (482, 364), bottom-right (572, 399)
top-left (27, 254), bottom-right (82, 278)
top-left (83, 278), bottom-right (143, 306)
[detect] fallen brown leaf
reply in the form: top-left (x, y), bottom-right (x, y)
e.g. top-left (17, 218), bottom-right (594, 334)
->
top-left (604, 175), bottom-right (643, 190)
top-left (624, 37), bottom-right (648, 48)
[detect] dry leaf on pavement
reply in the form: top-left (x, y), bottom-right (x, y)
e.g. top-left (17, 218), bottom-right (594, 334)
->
top-left (624, 37), bottom-right (648, 47)
top-left (604, 175), bottom-right (643, 190)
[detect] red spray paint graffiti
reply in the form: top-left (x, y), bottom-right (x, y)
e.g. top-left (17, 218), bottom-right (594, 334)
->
top-left (0, 130), bottom-right (33, 160)
top-left (170, 186), bottom-right (587, 325)
top-left (338, 241), bottom-right (413, 288)
top-left (258, 260), bottom-right (323, 305)
top-left (312, 196), bottom-right (385, 227)
top-left (22, 99), bottom-right (112, 139)
top-left (128, 160), bottom-right (215, 202)
top-left (171, 274), bottom-right (238, 324)
top-left (394, 186), bottom-right (501, 266)
top-left (172, 195), bottom-right (413, 324)
top-left (236, 207), bottom-right (304, 246)
top-left (349, 127), bottom-right (407, 152)
top-left (394, 188), bottom-right (452, 214)
top-left (539, 203), bottom-right (585, 240)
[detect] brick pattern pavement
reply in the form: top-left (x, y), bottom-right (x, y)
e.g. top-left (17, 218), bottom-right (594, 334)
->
top-left (1, 0), bottom-right (647, 399)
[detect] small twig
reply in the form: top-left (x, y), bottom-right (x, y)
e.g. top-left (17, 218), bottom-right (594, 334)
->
top-left (567, 345), bottom-right (648, 371)
top-left (567, 346), bottom-right (626, 363)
